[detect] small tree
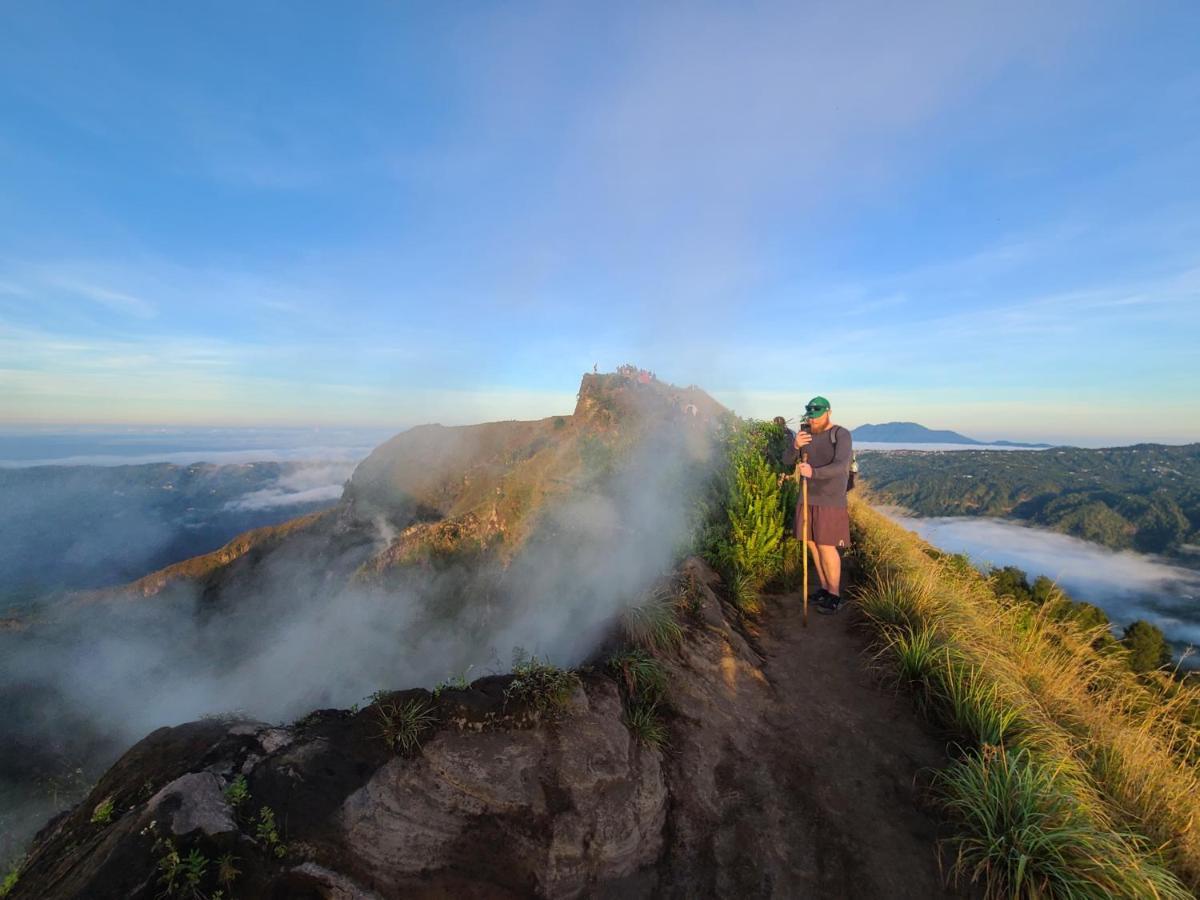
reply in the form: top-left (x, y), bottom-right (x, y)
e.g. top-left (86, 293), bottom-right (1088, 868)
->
top-left (725, 444), bottom-right (783, 587)
top-left (1122, 620), bottom-right (1172, 673)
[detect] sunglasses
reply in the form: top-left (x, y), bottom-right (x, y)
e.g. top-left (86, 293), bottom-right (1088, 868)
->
top-left (805, 405), bottom-right (828, 413)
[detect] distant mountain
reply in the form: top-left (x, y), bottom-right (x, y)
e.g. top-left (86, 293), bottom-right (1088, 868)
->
top-left (852, 422), bottom-right (1050, 448)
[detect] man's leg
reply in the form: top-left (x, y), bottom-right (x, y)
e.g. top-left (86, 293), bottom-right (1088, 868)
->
top-left (806, 540), bottom-right (829, 593)
top-left (816, 544), bottom-right (842, 596)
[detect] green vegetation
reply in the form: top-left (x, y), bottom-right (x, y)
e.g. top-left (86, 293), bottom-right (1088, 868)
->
top-left (1123, 620), bottom-right (1173, 673)
top-left (703, 419), bottom-right (798, 613)
top-left (374, 695), bottom-right (439, 753)
top-left (608, 648), bottom-right (668, 704)
top-left (609, 648), bottom-right (670, 750)
top-left (861, 443), bottom-right (1200, 559)
top-left (432, 667), bottom-right (474, 697)
top-left (152, 834), bottom-right (210, 899)
top-left (216, 852), bottom-right (240, 889)
top-left (505, 653), bottom-right (581, 716)
top-left (623, 702), bottom-right (668, 750)
top-left (89, 796), bottom-right (114, 826)
top-left (622, 589), bottom-right (684, 650)
top-left (935, 745), bottom-right (1189, 899)
top-left (254, 806), bottom-right (287, 859)
top-left (852, 499), bottom-right (1200, 896)
top-left (0, 858), bottom-right (22, 898)
top-left (944, 553), bottom-right (1177, 675)
top-left (223, 774), bottom-right (249, 812)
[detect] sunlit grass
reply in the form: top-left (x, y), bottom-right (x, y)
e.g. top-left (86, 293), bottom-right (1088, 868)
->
top-left (850, 497), bottom-right (1200, 894)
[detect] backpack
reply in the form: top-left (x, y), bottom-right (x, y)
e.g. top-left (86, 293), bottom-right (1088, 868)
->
top-left (830, 426), bottom-right (858, 492)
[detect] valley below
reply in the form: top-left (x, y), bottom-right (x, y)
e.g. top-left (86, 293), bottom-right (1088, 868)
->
top-left (881, 510), bottom-right (1200, 668)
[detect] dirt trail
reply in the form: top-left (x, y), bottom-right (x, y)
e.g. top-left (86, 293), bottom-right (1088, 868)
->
top-left (720, 589), bottom-right (963, 898)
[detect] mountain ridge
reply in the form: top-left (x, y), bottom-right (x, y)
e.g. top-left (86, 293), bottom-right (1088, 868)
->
top-left (852, 420), bottom-right (1051, 447)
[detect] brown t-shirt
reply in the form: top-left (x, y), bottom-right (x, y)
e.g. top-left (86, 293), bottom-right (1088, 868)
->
top-left (782, 425), bottom-right (852, 507)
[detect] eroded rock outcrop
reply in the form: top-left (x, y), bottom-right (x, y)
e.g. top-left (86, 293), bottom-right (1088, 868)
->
top-left (10, 559), bottom-right (769, 900)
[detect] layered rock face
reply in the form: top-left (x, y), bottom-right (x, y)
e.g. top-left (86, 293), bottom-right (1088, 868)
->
top-left (10, 559), bottom-right (768, 900)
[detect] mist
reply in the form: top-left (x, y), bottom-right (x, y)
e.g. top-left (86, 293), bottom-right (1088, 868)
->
top-left (0, 413), bottom-right (719, 856)
top-left (0, 460), bottom-right (358, 602)
top-left (886, 512), bottom-right (1200, 662)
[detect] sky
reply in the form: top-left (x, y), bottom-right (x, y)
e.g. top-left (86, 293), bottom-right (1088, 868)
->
top-left (1, 1), bottom-right (1197, 445)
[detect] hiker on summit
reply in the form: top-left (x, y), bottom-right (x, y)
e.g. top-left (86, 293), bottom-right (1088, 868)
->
top-left (783, 396), bottom-right (853, 614)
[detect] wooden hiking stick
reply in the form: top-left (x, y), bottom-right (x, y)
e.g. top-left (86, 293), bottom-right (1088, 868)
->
top-left (800, 448), bottom-right (809, 628)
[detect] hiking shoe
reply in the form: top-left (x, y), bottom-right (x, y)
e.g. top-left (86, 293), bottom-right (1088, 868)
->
top-left (816, 593), bottom-right (845, 615)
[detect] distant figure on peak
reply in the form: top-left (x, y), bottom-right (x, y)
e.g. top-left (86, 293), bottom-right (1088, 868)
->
top-left (784, 396), bottom-right (853, 614)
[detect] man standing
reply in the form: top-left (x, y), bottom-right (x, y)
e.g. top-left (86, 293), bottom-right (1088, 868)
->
top-left (783, 396), bottom-right (852, 614)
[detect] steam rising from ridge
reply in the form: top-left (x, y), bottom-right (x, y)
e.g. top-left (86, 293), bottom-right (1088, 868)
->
top-left (0, 408), bottom-right (720, 855)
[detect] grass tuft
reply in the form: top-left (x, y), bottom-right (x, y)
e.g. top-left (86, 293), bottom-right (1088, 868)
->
top-left (375, 696), bottom-right (439, 753)
top-left (608, 648), bottom-right (668, 704)
top-left (935, 745), bottom-right (1191, 899)
top-left (624, 701), bottom-right (668, 751)
top-left (505, 653), bottom-right (581, 716)
top-left (623, 591), bottom-right (685, 650)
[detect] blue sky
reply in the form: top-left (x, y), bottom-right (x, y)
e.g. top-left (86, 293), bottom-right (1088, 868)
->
top-left (1, 1), bottom-right (1197, 444)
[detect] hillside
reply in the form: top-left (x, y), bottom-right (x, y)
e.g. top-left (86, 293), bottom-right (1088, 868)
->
top-left (0, 372), bottom-right (728, 869)
top-left (861, 442), bottom-right (1200, 559)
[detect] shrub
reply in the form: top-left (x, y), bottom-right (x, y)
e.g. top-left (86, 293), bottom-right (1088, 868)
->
top-left (375, 696), bottom-right (439, 753)
top-left (223, 774), bottom-right (249, 811)
top-left (724, 444), bottom-right (783, 586)
top-left (934, 663), bottom-right (1023, 748)
top-left (216, 852), bottom-right (240, 888)
top-left (1122, 620), bottom-right (1172, 673)
top-left (90, 796), bottom-right (114, 826)
top-left (153, 836), bottom-right (208, 899)
top-left (254, 806), bottom-right (287, 859)
top-left (506, 653), bottom-right (581, 716)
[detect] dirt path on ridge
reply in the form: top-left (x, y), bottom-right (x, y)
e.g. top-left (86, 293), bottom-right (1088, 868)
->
top-left (738, 589), bottom-right (964, 898)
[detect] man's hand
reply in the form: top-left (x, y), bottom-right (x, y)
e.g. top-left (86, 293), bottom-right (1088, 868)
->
top-left (793, 431), bottom-right (813, 449)
top-left (798, 462), bottom-right (813, 478)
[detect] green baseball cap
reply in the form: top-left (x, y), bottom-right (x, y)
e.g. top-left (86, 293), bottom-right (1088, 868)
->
top-left (802, 396), bottom-right (831, 420)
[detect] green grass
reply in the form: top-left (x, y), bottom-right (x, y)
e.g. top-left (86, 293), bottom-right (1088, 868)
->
top-left (622, 592), bottom-right (684, 650)
top-left (608, 648), bottom-right (668, 704)
top-left (879, 625), bottom-right (942, 712)
top-left (624, 701), bottom-right (668, 751)
top-left (934, 663), bottom-right (1024, 749)
top-left (375, 696), bottom-right (439, 753)
top-left (935, 746), bottom-right (1190, 900)
top-left (856, 571), bottom-right (931, 633)
top-left (505, 654), bottom-right (581, 716)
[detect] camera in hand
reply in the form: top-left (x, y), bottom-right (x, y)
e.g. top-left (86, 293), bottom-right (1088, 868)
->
top-left (800, 421), bottom-right (812, 434)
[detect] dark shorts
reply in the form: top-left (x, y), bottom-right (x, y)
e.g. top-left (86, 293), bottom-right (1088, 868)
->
top-left (793, 503), bottom-right (851, 548)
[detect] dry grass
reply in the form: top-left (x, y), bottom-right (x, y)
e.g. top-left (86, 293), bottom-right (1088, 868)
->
top-left (850, 498), bottom-right (1200, 895)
